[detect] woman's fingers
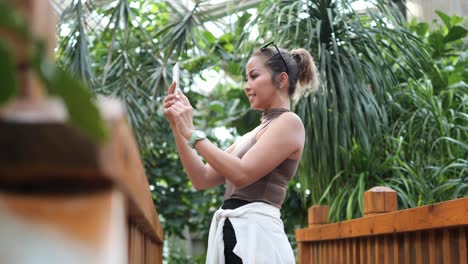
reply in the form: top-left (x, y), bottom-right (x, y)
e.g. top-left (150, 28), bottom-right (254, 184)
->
top-left (163, 83), bottom-right (184, 129)
top-left (167, 81), bottom-right (177, 95)
top-left (163, 99), bottom-right (179, 109)
top-left (169, 101), bottom-right (184, 113)
top-left (166, 100), bottom-right (194, 139)
top-left (178, 90), bottom-right (191, 106)
top-left (163, 93), bottom-right (180, 103)
top-left (163, 93), bottom-right (184, 111)
top-left (167, 102), bottom-right (190, 121)
top-left (165, 96), bottom-right (195, 138)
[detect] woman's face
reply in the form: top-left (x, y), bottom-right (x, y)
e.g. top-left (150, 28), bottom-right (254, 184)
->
top-left (244, 56), bottom-right (280, 110)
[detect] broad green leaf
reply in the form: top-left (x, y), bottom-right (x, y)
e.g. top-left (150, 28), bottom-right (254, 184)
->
top-left (0, 40), bottom-right (17, 105)
top-left (448, 72), bottom-right (463, 85)
top-left (435, 10), bottom-right (451, 28)
top-left (415, 22), bottom-right (429, 37)
top-left (35, 54), bottom-right (108, 142)
top-left (450, 15), bottom-right (464, 26)
top-left (428, 31), bottom-right (445, 53)
top-left (235, 12), bottom-right (252, 36)
top-left (223, 43), bottom-right (234, 52)
top-left (444, 26), bottom-right (468, 43)
top-left (219, 32), bottom-right (234, 43)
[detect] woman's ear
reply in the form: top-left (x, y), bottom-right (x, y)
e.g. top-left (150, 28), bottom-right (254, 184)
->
top-left (279, 72), bottom-right (289, 90)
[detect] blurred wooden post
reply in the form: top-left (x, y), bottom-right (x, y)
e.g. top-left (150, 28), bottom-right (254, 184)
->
top-left (363, 186), bottom-right (397, 217)
top-left (0, 2), bottom-right (163, 264)
top-left (1, 0), bottom-right (56, 100)
top-left (0, 190), bottom-right (127, 264)
top-left (0, 100), bottom-right (165, 264)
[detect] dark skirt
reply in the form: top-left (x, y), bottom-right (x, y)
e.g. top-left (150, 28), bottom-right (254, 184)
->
top-left (221, 198), bottom-right (252, 264)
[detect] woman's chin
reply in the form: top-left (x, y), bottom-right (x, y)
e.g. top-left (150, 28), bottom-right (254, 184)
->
top-left (250, 105), bottom-right (264, 111)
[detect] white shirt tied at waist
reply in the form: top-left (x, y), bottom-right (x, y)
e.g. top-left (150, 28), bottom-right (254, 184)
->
top-left (206, 202), bottom-right (295, 264)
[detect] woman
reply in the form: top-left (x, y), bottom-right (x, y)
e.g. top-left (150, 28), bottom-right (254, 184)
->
top-left (163, 42), bottom-right (318, 264)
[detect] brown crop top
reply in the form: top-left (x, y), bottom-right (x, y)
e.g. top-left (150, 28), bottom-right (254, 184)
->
top-left (224, 108), bottom-right (300, 208)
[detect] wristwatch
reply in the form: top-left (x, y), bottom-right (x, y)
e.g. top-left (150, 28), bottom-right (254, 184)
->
top-left (188, 130), bottom-right (206, 148)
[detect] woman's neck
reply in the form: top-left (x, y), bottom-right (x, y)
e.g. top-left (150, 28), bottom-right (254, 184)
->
top-left (265, 98), bottom-right (290, 111)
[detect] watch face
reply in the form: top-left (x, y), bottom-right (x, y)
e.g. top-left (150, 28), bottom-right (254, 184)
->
top-left (189, 130), bottom-right (206, 148)
top-left (195, 131), bottom-right (205, 138)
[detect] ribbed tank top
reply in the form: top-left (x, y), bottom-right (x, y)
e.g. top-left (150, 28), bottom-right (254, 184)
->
top-left (224, 108), bottom-right (300, 208)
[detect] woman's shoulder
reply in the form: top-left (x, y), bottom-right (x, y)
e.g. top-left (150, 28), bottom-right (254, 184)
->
top-left (276, 111), bottom-right (304, 130)
top-left (260, 111), bottom-right (305, 139)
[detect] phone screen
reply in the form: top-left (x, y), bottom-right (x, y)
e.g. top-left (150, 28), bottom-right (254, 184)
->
top-left (172, 62), bottom-right (180, 93)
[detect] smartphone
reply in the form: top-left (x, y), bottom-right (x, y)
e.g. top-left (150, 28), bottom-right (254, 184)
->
top-left (172, 62), bottom-right (180, 93)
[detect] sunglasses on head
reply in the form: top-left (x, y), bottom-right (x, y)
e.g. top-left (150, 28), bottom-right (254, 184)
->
top-left (260, 41), bottom-right (289, 74)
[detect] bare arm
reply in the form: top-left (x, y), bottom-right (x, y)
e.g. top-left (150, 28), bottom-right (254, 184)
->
top-left (165, 84), bottom-right (304, 189)
top-left (171, 126), bottom-right (234, 190)
top-left (164, 82), bottom-right (231, 190)
top-left (190, 113), bottom-right (304, 188)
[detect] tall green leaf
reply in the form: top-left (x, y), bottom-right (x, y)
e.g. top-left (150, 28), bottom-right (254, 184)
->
top-left (0, 40), bottom-right (17, 105)
top-left (34, 51), bottom-right (108, 142)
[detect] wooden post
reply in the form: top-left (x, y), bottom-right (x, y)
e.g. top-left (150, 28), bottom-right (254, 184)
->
top-left (298, 205), bottom-right (329, 264)
top-left (309, 205), bottom-right (330, 226)
top-left (0, 3), bottom-right (165, 263)
top-left (0, 99), bottom-right (164, 264)
top-left (0, 0), bottom-right (57, 100)
top-left (0, 189), bottom-right (127, 264)
top-left (363, 186), bottom-right (397, 217)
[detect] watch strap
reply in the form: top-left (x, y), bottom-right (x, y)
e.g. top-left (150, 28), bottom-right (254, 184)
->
top-left (188, 130), bottom-right (206, 148)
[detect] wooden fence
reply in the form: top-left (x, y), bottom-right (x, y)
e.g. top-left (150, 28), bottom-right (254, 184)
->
top-left (0, 1), bottom-right (163, 263)
top-left (296, 186), bottom-right (468, 264)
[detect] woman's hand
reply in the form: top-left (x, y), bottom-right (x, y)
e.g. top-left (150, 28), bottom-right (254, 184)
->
top-left (163, 82), bottom-right (179, 127)
top-left (163, 82), bottom-right (195, 140)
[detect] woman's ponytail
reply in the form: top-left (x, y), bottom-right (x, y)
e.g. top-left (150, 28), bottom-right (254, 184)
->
top-left (291, 49), bottom-right (319, 98)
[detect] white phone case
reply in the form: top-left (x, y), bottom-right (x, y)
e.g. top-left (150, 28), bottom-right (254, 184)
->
top-left (172, 62), bottom-right (180, 93)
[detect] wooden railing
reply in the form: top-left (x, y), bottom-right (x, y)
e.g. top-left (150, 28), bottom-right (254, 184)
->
top-left (0, 1), bottom-right (163, 264)
top-left (295, 186), bottom-right (468, 263)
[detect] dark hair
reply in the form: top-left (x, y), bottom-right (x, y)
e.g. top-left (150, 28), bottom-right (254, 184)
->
top-left (253, 46), bottom-right (319, 98)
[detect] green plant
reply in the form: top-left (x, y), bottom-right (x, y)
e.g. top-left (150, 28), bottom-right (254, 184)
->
top-left (55, 0), bottom-right (245, 241)
top-left (383, 11), bottom-right (468, 207)
top-left (247, 0), bottom-right (432, 221)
